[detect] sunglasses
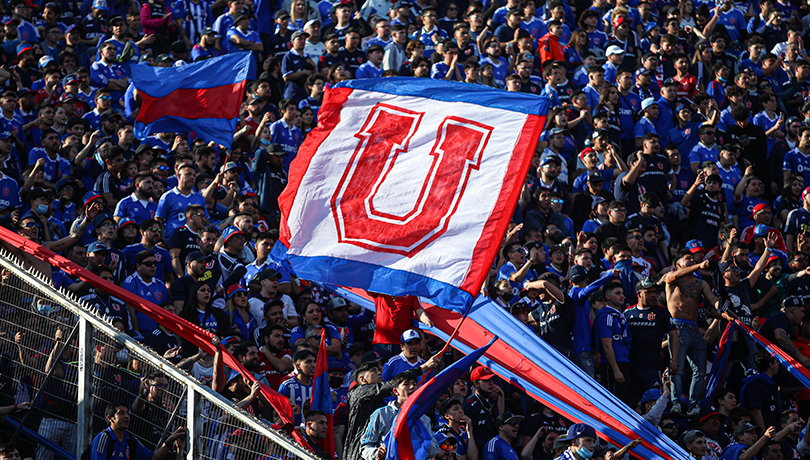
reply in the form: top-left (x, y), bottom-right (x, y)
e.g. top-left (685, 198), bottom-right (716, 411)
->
top-left (661, 423), bottom-right (676, 429)
top-left (146, 227), bottom-right (162, 233)
top-left (98, 95), bottom-right (112, 100)
top-left (140, 261), bottom-right (156, 267)
top-left (21, 222), bottom-right (36, 228)
top-left (551, 198), bottom-right (563, 204)
top-left (630, 235), bottom-right (643, 240)
top-left (438, 443), bottom-right (456, 451)
top-left (154, 166), bottom-right (170, 171)
top-left (234, 292), bottom-right (248, 297)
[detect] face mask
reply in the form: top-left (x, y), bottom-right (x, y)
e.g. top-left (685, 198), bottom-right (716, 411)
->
top-left (329, 377), bottom-right (344, 389)
top-left (259, 138), bottom-right (271, 146)
top-left (707, 189), bottom-right (721, 198)
top-left (578, 446), bottom-right (594, 459)
top-left (718, 76), bottom-right (727, 83)
top-left (35, 204), bottom-right (48, 214)
top-left (643, 240), bottom-right (658, 251)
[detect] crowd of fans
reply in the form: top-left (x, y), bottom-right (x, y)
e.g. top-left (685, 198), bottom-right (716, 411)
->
top-left (6, 0), bottom-right (810, 457)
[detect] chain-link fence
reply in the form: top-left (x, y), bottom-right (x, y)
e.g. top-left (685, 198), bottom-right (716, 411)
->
top-left (0, 252), bottom-right (318, 460)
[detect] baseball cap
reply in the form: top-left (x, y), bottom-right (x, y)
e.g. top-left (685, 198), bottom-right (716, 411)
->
top-left (640, 388), bottom-right (662, 405)
top-left (91, 213), bottom-right (115, 229)
top-left (606, 45), bottom-right (623, 56)
top-left (347, 342), bottom-right (365, 357)
top-left (222, 226), bottom-right (246, 243)
top-left (548, 127), bottom-right (565, 137)
top-left (250, 268), bottom-right (281, 284)
top-left (3, 17), bottom-right (19, 26)
top-left (470, 366), bottom-right (496, 382)
top-left (510, 301), bottom-right (532, 315)
top-left (304, 19), bottom-right (321, 29)
top-left (327, 357), bottom-right (347, 373)
top-left (613, 16), bottom-right (627, 28)
top-left (361, 351), bottom-right (383, 364)
top-left (327, 297), bottom-right (348, 312)
top-left (568, 265), bottom-right (588, 284)
top-left (82, 190), bottom-right (105, 208)
top-left (226, 284), bottom-right (247, 299)
top-left (291, 30), bottom-right (309, 40)
top-left (682, 430), bottom-right (705, 446)
top-left (540, 152), bottom-right (562, 166)
top-left (16, 42), bottom-right (32, 57)
top-left (266, 142), bottom-right (287, 156)
top-left (753, 223), bottom-right (771, 238)
top-left (274, 10), bottom-right (290, 19)
top-left (782, 296), bottom-right (806, 308)
top-left (108, 15), bottom-right (125, 25)
top-left (92, 0), bottom-right (108, 10)
top-left (558, 423), bottom-right (598, 442)
top-left (86, 241), bottom-right (109, 253)
top-left (118, 217), bottom-right (138, 230)
top-left (100, 109), bottom-right (123, 122)
top-left (0, 131), bottom-right (10, 141)
top-left (751, 203), bottom-right (771, 218)
top-left (184, 250), bottom-right (209, 264)
top-left (200, 26), bottom-right (217, 36)
top-left (635, 277), bottom-right (656, 291)
top-left (733, 422), bottom-right (757, 438)
top-left (685, 239), bottom-right (706, 254)
top-left (587, 171), bottom-right (603, 183)
top-left (233, 11), bottom-right (249, 22)
top-left (222, 161), bottom-right (244, 174)
top-left (638, 68), bottom-right (652, 76)
top-left (27, 187), bottom-right (51, 201)
top-left (802, 186), bottom-right (810, 201)
top-left (495, 412), bottom-right (524, 427)
top-left (400, 329), bottom-right (421, 343)
top-left (225, 369), bottom-right (242, 384)
top-left (641, 97), bottom-right (657, 111)
top-left (439, 393), bottom-right (465, 414)
top-left (698, 407), bottom-right (720, 425)
top-left (591, 196), bottom-right (606, 209)
top-left (717, 261), bottom-right (737, 273)
top-left (38, 55), bottom-right (55, 68)
top-left (592, 129), bottom-right (608, 140)
top-left (589, 288), bottom-right (606, 304)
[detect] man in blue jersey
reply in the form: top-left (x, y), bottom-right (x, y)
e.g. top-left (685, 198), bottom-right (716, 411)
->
top-left (224, 11), bottom-right (263, 55)
top-left (89, 402), bottom-right (185, 460)
top-left (785, 186), bottom-right (810, 251)
top-left (382, 329), bottom-right (428, 381)
top-left (122, 251), bottom-right (169, 336)
top-left (782, 127), bottom-right (810, 189)
top-left (122, 219), bottom-right (173, 283)
top-left (155, 163), bottom-right (207, 239)
top-left (278, 349), bottom-right (316, 426)
top-left (113, 171), bottom-right (156, 224)
top-left (269, 99), bottom-right (303, 171)
top-left (482, 412), bottom-right (523, 460)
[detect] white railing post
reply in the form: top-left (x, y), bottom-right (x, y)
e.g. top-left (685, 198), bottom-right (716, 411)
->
top-left (76, 316), bottom-right (94, 458)
top-left (186, 386), bottom-right (200, 460)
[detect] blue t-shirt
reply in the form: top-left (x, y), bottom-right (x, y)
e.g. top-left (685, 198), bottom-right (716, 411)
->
top-left (28, 148), bottom-right (71, 184)
top-left (269, 119), bottom-right (303, 170)
top-left (717, 163), bottom-right (742, 213)
top-left (113, 193), bottom-right (157, 224)
top-left (483, 435), bottom-right (519, 460)
top-left (783, 148), bottom-right (810, 176)
top-left (223, 26), bottom-right (261, 54)
top-left (688, 143), bottom-right (719, 167)
top-left (668, 123), bottom-right (702, 160)
top-left (122, 243), bottom-right (173, 279)
top-left (382, 352), bottom-right (425, 381)
top-left (496, 261), bottom-right (523, 304)
top-left (716, 8), bottom-right (746, 42)
top-left (431, 62), bottom-right (464, 80)
top-left (278, 377), bottom-right (313, 426)
top-left (416, 26), bottom-right (448, 58)
top-left (734, 196), bottom-right (766, 230)
top-left (478, 56), bottom-right (508, 87)
top-left (90, 428), bottom-right (152, 460)
top-left (753, 112), bottom-right (781, 152)
top-left (121, 273), bottom-right (169, 334)
top-left (355, 62), bottom-right (384, 79)
top-left (594, 306), bottom-right (632, 364)
top-left (155, 188), bottom-right (208, 239)
top-left (0, 174), bottom-right (20, 211)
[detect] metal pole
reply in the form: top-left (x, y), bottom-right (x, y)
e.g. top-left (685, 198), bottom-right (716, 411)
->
top-left (156, 386), bottom-right (187, 448)
top-left (76, 317), bottom-right (94, 458)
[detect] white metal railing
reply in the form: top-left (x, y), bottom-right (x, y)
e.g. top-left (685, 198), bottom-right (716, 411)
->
top-left (0, 249), bottom-right (319, 460)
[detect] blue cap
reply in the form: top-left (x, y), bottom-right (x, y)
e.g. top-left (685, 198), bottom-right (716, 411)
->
top-left (16, 42), bottom-right (32, 57)
top-left (754, 224), bottom-right (771, 237)
top-left (82, 190), bottom-right (105, 207)
top-left (226, 283), bottom-right (247, 299)
top-left (0, 131), bottom-right (12, 141)
top-left (118, 217), bottom-right (138, 229)
top-left (222, 226), bottom-right (246, 243)
top-left (55, 177), bottom-right (75, 191)
top-left (225, 369), bottom-right (241, 383)
top-left (558, 423), bottom-right (598, 442)
top-left (640, 388), bottom-right (662, 405)
top-left (91, 213), bottom-right (114, 229)
top-left (540, 152), bottom-right (562, 166)
top-left (92, 0), bottom-right (109, 10)
top-left (65, 24), bottom-right (79, 34)
top-left (86, 241), bottom-right (109, 253)
top-left (327, 357), bottom-right (347, 372)
top-left (675, 99), bottom-right (692, 113)
top-left (685, 239), bottom-right (706, 253)
top-left (568, 265), bottom-right (588, 284)
top-left (400, 329), bottom-right (420, 343)
top-left (644, 22), bottom-right (659, 34)
top-left (782, 296), bottom-right (807, 308)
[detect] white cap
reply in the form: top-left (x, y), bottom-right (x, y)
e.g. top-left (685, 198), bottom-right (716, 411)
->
top-left (641, 97), bottom-right (657, 111)
top-left (606, 45), bottom-right (623, 56)
top-left (304, 19), bottom-right (321, 29)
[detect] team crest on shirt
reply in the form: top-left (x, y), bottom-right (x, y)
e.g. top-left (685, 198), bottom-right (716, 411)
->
top-left (292, 403), bottom-right (301, 414)
top-left (155, 292), bottom-right (162, 301)
top-left (2, 188), bottom-right (7, 196)
top-left (648, 313), bottom-right (655, 320)
top-left (549, 304), bottom-right (556, 314)
top-left (657, 163), bottom-right (664, 169)
top-left (155, 253), bottom-right (162, 262)
top-left (115, 374), bottom-right (122, 383)
top-left (113, 304), bottom-right (120, 311)
top-left (205, 260), bottom-right (215, 269)
top-left (681, 180), bottom-right (688, 188)
top-left (684, 128), bottom-right (691, 135)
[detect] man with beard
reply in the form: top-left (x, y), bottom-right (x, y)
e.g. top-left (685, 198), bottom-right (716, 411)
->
top-left (122, 219), bottom-right (173, 285)
top-left (256, 324), bottom-right (292, 390)
top-left (11, 43), bottom-right (40, 89)
top-left (325, 297), bottom-right (374, 349)
top-left (80, 266), bottom-right (131, 331)
top-left (113, 171), bottom-right (157, 224)
top-left (167, 204), bottom-right (206, 277)
top-left (483, 412), bottom-right (524, 460)
top-left (90, 41), bottom-right (129, 108)
top-left (233, 342), bottom-right (270, 387)
top-left (94, 146), bottom-right (125, 209)
top-left (82, 88), bottom-right (113, 131)
top-left (27, 128), bottom-right (67, 189)
top-left (171, 250), bottom-right (212, 310)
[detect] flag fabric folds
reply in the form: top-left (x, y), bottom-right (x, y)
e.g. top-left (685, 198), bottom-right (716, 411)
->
top-left (311, 328), bottom-right (335, 459)
top-left (733, 319), bottom-right (810, 390)
top-left (701, 321), bottom-right (734, 408)
top-left (317, 283), bottom-right (692, 460)
top-left (276, 78), bottom-right (549, 313)
top-left (385, 338), bottom-right (495, 460)
top-left (129, 52), bottom-right (255, 147)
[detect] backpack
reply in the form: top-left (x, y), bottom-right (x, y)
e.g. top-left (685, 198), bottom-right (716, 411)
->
top-left (80, 429), bottom-right (138, 460)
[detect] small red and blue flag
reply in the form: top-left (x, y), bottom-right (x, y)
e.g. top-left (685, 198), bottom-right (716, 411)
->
top-left (385, 338), bottom-right (495, 460)
top-left (310, 327), bottom-right (335, 459)
top-left (127, 52), bottom-right (255, 148)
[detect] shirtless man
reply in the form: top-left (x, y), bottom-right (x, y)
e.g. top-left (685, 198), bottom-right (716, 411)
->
top-left (663, 251), bottom-right (736, 415)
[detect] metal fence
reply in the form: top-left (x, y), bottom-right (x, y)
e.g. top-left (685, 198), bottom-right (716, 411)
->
top-left (0, 251), bottom-right (318, 460)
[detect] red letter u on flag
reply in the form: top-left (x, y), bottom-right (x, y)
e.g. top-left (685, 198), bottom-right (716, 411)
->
top-left (331, 103), bottom-right (493, 257)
